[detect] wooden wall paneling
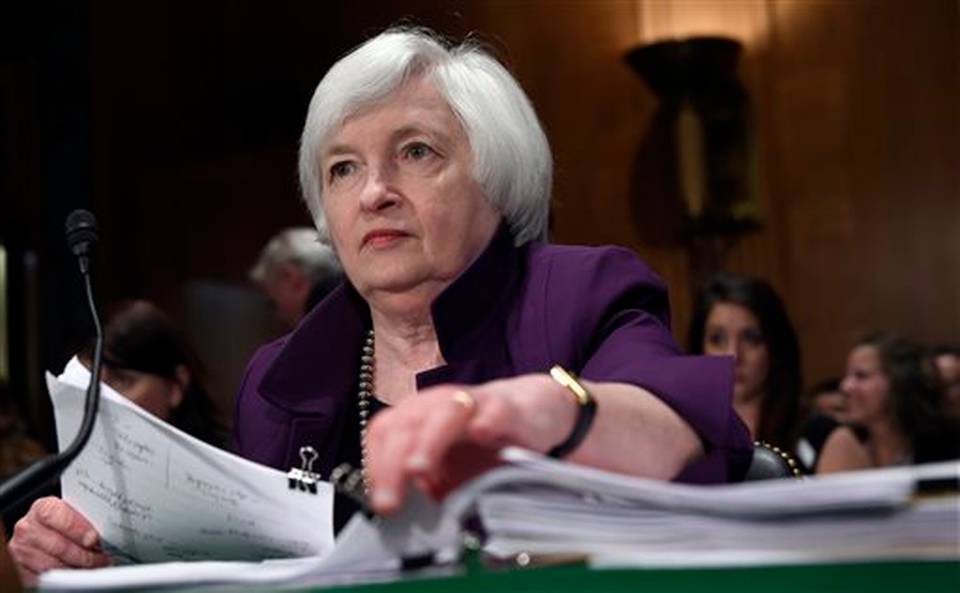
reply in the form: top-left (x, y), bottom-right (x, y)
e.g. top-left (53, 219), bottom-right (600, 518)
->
top-left (633, 0), bottom-right (784, 339)
top-left (761, 0), bottom-right (865, 382)
top-left (764, 0), bottom-right (960, 382)
top-left (845, 0), bottom-right (960, 344)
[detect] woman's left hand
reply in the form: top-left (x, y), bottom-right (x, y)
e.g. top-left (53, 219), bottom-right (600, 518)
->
top-left (363, 374), bottom-right (576, 514)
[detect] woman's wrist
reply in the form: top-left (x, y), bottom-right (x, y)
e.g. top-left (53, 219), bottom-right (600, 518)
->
top-left (545, 365), bottom-right (598, 458)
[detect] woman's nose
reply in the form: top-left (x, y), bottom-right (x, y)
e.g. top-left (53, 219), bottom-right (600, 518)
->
top-left (840, 375), bottom-right (854, 395)
top-left (359, 164), bottom-right (400, 212)
top-left (723, 338), bottom-right (740, 360)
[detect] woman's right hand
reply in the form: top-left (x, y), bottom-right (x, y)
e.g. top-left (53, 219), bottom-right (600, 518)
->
top-left (8, 497), bottom-right (111, 586)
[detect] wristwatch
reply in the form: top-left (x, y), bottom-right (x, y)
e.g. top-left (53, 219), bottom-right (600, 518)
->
top-left (546, 365), bottom-right (598, 458)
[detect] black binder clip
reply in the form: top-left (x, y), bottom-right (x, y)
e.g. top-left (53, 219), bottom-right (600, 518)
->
top-left (330, 463), bottom-right (374, 519)
top-left (287, 445), bottom-right (320, 494)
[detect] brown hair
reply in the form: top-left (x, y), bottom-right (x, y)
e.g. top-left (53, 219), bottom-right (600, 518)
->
top-left (82, 300), bottom-right (225, 447)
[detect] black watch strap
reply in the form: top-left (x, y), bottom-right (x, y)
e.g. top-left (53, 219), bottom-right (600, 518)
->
top-left (546, 365), bottom-right (598, 459)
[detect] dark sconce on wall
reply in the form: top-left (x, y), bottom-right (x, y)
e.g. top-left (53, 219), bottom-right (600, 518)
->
top-left (626, 37), bottom-right (761, 243)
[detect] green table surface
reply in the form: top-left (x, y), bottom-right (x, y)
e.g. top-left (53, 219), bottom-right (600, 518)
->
top-left (161, 559), bottom-right (959, 593)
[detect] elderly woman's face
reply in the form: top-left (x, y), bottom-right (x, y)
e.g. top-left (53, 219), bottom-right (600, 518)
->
top-left (319, 77), bottom-right (501, 302)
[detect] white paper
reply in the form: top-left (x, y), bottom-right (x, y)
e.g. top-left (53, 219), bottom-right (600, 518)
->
top-left (480, 492), bottom-right (959, 560)
top-left (465, 449), bottom-right (959, 565)
top-left (38, 517), bottom-right (378, 590)
top-left (47, 358), bottom-right (334, 564)
top-left (446, 447), bottom-right (927, 519)
top-left (39, 487), bottom-right (461, 590)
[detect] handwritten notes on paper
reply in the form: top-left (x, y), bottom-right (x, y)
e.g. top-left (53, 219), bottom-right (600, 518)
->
top-left (47, 359), bottom-right (334, 564)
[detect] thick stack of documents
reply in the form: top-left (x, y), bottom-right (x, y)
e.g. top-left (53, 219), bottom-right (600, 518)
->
top-left (457, 449), bottom-right (959, 567)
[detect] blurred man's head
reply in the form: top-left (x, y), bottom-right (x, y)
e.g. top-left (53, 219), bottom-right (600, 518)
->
top-left (250, 228), bottom-right (343, 329)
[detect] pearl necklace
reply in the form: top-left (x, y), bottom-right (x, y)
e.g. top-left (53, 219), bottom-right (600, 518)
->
top-left (357, 329), bottom-right (375, 490)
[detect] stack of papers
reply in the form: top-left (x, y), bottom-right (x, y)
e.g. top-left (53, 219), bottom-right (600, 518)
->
top-left (455, 449), bottom-right (959, 566)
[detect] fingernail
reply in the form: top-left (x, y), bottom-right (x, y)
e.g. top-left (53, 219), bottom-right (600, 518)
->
top-left (371, 488), bottom-right (397, 509)
top-left (407, 453), bottom-right (429, 471)
top-left (82, 531), bottom-right (98, 548)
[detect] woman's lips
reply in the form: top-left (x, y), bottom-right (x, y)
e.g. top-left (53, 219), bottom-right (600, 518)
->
top-left (362, 229), bottom-right (409, 248)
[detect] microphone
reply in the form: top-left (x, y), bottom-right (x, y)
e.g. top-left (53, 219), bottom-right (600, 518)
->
top-left (65, 209), bottom-right (98, 275)
top-left (0, 210), bottom-right (105, 514)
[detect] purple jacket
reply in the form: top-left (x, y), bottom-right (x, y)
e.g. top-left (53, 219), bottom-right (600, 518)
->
top-left (234, 227), bottom-right (752, 483)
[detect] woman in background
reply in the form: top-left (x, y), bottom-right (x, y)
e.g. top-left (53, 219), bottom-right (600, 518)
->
top-left (689, 273), bottom-right (869, 473)
top-left (930, 345), bottom-right (960, 422)
top-left (77, 300), bottom-right (225, 447)
top-left (842, 332), bottom-right (958, 467)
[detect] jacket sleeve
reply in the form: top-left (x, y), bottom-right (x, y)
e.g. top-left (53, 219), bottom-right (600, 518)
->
top-left (541, 246), bottom-right (752, 483)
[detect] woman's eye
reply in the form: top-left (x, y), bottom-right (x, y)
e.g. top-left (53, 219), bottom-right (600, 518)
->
top-left (329, 161), bottom-right (356, 181)
top-left (706, 333), bottom-right (726, 348)
top-left (402, 142), bottom-right (435, 161)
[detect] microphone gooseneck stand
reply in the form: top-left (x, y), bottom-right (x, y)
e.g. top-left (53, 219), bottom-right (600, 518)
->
top-left (0, 210), bottom-right (104, 515)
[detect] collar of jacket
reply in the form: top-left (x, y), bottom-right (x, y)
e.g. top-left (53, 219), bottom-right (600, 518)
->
top-left (256, 223), bottom-right (525, 415)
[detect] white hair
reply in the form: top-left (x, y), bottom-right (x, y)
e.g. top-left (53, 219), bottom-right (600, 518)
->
top-left (249, 227), bottom-right (342, 284)
top-left (298, 28), bottom-right (552, 246)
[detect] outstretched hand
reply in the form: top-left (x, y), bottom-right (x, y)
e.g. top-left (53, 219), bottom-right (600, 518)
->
top-left (364, 373), bottom-right (576, 514)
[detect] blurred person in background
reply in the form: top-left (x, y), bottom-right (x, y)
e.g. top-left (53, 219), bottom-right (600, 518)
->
top-left (0, 382), bottom-right (47, 535)
top-left (930, 345), bottom-right (960, 421)
top-left (805, 377), bottom-right (849, 423)
top-left (842, 333), bottom-right (959, 468)
top-left (9, 300), bottom-right (225, 582)
top-left (249, 227), bottom-right (343, 329)
top-left (689, 273), bottom-right (870, 474)
top-left (76, 300), bottom-right (225, 448)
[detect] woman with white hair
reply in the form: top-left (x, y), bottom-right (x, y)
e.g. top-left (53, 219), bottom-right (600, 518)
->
top-left (246, 27), bottom-right (751, 516)
top-left (9, 28), bottom-right (751, 580)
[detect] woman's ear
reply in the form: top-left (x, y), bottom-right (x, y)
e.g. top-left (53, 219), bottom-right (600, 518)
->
top-left (169, 365), bottom-right (191, 410)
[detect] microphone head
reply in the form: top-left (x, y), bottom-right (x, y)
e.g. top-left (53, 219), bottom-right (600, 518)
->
top-left (65, 209), bottom-right (99, 259)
